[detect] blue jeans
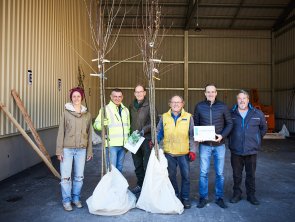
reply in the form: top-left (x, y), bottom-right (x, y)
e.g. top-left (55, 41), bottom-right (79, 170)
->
top-left (199, 144), bottom-right (225, 199)
top-left (60, 148), bottom-right (86, 204)
top-left (106, 146), bottom-right (126, 173)
top-left (165, 153), bottom-right (190, 200)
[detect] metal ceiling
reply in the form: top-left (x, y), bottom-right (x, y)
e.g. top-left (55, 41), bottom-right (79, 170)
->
top-left (104, 0), bottom-right (295, 31)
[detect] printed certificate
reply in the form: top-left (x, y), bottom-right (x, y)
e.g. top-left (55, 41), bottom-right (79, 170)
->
top-left (194, 126), bottom-right (216, 141)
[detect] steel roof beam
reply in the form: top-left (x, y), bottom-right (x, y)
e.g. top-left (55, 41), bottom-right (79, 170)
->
top-left (272, 0), bottom-right (295, 31)
top-left (184, 0), bottom-right (199, 30)
top-left (112, 24), bottom-right (271, 30)
top-left (229, 0), bottom-right (245, 28)
top-left (100, 2), bottom-right (286, 9)
top-left (107, 15), bottom-right (277, 21)
top-left (199, 3), bottom-right (285, 9)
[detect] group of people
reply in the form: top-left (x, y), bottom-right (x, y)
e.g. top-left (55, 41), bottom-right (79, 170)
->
top-left (56, 83), bottom-right (267, 212)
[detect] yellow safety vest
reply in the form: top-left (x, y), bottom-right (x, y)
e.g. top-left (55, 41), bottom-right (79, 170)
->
top-left (93, 101), bottom-right (130, 147)
top-left (163, 109), bottom-right (191, 155)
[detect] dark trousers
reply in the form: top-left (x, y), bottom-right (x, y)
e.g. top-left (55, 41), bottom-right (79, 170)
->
top-left (165, 153), bottom-right (190, 200)
top-left (131, 139), bottom-right (151, 187)
top-left (231, 153), bottom-right (257, 197)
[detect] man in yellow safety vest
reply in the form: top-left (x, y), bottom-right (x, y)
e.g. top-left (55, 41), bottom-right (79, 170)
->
top-left (93, 88), bottom-right (130, 172)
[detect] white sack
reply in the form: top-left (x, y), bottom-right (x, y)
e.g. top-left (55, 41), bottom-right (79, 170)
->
top-left (279, 124), bottom-right (290, 137)
top-left (136, 149), bottom-right (184, 214)
top-left (86, 166), bottom-right (136, 216)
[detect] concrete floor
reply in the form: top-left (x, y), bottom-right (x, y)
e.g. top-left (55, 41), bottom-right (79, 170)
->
top-left (0, 138), bottom-right (295, 222)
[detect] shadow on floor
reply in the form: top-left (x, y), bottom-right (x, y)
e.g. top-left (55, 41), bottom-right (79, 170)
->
top-left (0, 138), bottom-right (295, 222)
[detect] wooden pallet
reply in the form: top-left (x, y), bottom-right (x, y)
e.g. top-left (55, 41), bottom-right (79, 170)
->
top-left (263, 133), bottom-right (286, 139)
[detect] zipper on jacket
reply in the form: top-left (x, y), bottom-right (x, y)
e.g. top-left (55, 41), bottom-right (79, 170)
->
top-left (114, 112), bottom-right (120, 121)
top-left (210, 103), bottom-right (213, 146)
top-left (120, 108), bottom-right (125, 146)
top-left (239, 111), bottom-right (246, 152)
top-left (210, 103), bottom-right (213, 125)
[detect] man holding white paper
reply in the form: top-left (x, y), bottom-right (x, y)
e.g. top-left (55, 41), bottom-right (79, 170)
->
top-left (193, 84), bottom-right (233, 209)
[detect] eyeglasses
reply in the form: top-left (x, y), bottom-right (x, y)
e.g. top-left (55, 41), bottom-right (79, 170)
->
top-left (135, 91), bottom-right (145, 94)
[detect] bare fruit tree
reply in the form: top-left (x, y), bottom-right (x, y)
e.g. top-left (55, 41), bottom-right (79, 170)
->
top-left (136, 0), bottom-right (166, 159)
top-left (84, 0), bottom-right (127, 176)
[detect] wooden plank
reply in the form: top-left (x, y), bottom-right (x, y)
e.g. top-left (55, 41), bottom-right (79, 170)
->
top-left (11, 89), bottom-right (52, 163)
top-left (0, 103), bottom-right (61, 179)
top-left (263, 133), bottom-right (285, 139)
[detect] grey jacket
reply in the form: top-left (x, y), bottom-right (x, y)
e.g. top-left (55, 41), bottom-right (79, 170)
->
top-left (129, 98), bottom-right (157, 140)
top-left (56, 103), bottom-right (93, 157)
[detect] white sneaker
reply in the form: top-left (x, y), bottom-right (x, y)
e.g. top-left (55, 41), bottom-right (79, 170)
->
top-left (72, 201), bottom-right (83, 208)
top-left (63, 202), bottom-right (73, 211)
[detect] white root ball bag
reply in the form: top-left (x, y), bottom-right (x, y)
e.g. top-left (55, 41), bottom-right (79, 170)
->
top-left (86, 165), bottom-right (136, 216)
top-left (136, 149), bottom-right (184, 214)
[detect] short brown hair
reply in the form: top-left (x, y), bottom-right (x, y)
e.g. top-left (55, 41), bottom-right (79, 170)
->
top-left (204, 83), bottom-right (217, 91)
top-left (134, 84), bottom-right (146, 92)
top-left (111, 88), bottom-right (123, 94)
top-left (237, 89), bottom-right (249, 98)
top-left (169, 95), bottom-right (184, 103)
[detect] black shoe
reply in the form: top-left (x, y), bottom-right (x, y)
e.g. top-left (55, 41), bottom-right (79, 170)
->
top-left (230, 195), bottom-right (242, 203)
top-left (215, 198), bottom-right (228, 208)
top-left (197, 198), bottom-right (207, 208)
top-left (135, 192), bottom-right (141, 200)
top-left (182, 199), bottom-right (191, 209)
top-left (247, 195), bottom-right (260, 205)
top-left (131, 185), bottom-right (141, 194)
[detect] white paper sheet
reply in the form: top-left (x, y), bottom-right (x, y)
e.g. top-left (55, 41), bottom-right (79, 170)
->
top-left (194, 126), bottom-right (216, 141)
top-left (124, 137), bottom-right (145, 154)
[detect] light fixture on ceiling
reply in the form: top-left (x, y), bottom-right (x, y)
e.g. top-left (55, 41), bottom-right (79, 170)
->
top-left (194, 0), bottom-right (202, 32)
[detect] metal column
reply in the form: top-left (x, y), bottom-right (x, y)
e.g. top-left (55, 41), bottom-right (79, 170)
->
top-left (184, 30), bottom-right (189, 110)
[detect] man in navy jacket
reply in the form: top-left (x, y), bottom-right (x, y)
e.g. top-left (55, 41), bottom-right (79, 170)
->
top-left (194, 84), bottom-right (233, 209)
top-left (229, 90), bottom-right (267, 205)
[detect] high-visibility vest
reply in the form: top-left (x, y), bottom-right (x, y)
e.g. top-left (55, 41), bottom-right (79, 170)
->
top-left (93, 101), bottom-right (130, 147)
top-left (162, 109), bottom-right (191, 155)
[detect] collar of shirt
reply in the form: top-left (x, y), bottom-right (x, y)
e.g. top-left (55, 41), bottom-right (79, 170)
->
top-left (171, 112), bottom-right (181, 124)
top-left (239, 109), bottom-right (248, 119)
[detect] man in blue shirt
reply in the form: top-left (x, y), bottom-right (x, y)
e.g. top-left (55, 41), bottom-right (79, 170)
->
top-left (229, 90), bottom-right (267, 205)
top-left (157, 95), bottom-right (196, 209)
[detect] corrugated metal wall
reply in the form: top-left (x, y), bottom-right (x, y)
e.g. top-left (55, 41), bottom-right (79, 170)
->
top-left (188, 30), bottom-right (271, 113)
top-left (105, 29), bottom-right (271, 114)
top-left (0, 0), bottom-right (97, 136)
top-left (0, 1), bottom-right (276, 134)
top-left (273, 8), bottom-right (295, 133)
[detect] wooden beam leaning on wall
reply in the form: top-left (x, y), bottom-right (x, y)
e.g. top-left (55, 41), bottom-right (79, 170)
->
top-left (11, 89), bottom-right (52, 163)
top-left (0, 102), bottom-right (61, 179)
